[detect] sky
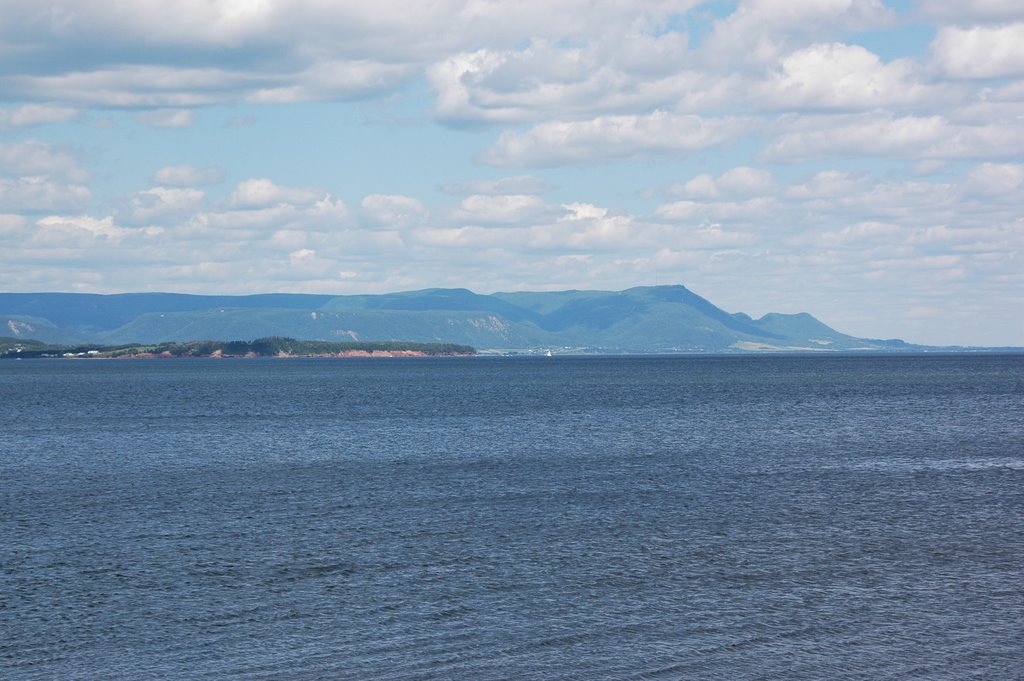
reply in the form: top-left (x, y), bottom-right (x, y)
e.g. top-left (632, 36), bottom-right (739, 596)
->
top-left (0, 0), bottom-right (1022, 346)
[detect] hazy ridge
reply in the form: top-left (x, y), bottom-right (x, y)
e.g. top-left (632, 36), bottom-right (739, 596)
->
top-left (0, 285), bottom-right (924, 353)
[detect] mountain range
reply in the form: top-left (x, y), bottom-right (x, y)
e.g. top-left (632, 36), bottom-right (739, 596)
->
top-left (0, 285), bottom-right (919, 353)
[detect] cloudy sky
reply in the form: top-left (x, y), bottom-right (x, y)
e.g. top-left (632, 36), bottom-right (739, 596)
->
top-left (1, 0), bottom-right (1022, 346)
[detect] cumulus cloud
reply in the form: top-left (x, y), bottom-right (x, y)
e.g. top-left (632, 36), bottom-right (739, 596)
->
top-left (561, 203), bottom-right (608, 221)
top-left (0, 104), bottom-right (77, 130)
top-left (718, 167), bottom-right (777, 196)
top-left (675, 176), bottom-right (717, 200)
top-left (0, 177), bottom-right (91, 213)
top-left (483, 112), bottom-right (749, 166)
top-left (918, 0), bottom-right (1024, 23)
top-left (0, 140), bottom-right (88, 183)
top-left (760, 113), bottom-right (1024, 162)
top-left (653, 200), bottom-right (705, 220)
top-left (0, 0), bottom-right (703, 108)
top-left (10, 66), bottom-right (247, 108)
top-left (673, 167), bottom-right (777, 199)
top-left (759, 43), bottom-right (938, 109)
top-left (702, 0), bottom-right (896, 67)
top-left (306, 196), bottom-right (351, 228)
top-left (429, 32), bottom-right (698, 124)
top-left (795, 220), bottom-right (904, 249)
top-left (931, 23), bottom-right (1024, 79)
top-left (784, 170), bottom-right (870, 198)
top-left (452, 194), bottom-right (553, 225)
top-left (34, 215), bottom-right (162, 245)
top-left (655, 197), bottom-right (781, 224)
top-left (126, 187), bottom-right (205, 224)
top-left (964, 162), bottom-right (1024, 198)
top-left (229, 179), bottom-right (320, 209)
top-left (360, 194), bottom-right (427, 229)
top-left (0, 140), bottom-right (90, 212)
top-left (286, 248), bottom-right (334, 278)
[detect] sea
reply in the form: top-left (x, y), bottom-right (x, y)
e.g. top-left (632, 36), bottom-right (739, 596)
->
top-left (2, 354), bottom-right (1022, 680)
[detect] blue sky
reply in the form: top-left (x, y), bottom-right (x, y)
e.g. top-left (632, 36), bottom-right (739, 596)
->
top-left (1, 0), bottom-right (1022, 346)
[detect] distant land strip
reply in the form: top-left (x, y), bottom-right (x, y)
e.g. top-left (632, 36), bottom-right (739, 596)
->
top-left (4, 286), bottom-right (1019, 352)
top-left (0, 336), bottom-right (477, 359)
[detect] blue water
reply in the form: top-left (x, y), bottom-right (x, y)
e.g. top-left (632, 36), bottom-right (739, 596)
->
top-left (2, 355), bottom-right (1022, 679)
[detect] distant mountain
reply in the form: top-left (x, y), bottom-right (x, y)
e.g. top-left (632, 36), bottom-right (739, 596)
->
top-left (0, 285), bottom-right (924, 353)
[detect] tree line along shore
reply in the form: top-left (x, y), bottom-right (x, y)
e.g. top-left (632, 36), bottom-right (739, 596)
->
top-left (0, 337), bottom-right (477, 359)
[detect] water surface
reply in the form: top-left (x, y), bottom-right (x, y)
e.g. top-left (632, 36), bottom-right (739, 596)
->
top-left (2, 355), bottom-right (1022, 679)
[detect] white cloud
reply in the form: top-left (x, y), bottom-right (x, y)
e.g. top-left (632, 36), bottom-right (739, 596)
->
top-left (286, 248), bottom-right (334, 277)
top-left (759, 43), bottom-right (936, 109)
top-left (677, 175), bottom-right (718, 200)
top-left (0, 140), bottom-right (88, 183)
top-left (0, 177), bottom-right (91, 213)
top-left (702, 0), bottom-right (895, 67)
top-left (360, 194), bottom-right (427, 229)
top-left (556, 213), bottom-right (647, 250)
top-left (228, 179), bottom-right (319, 209)
top-left (0, 0), bottom-right (705, 50)
top-left (797, 220), bottom-right (904, 249)
top-left (718, 167), bottom-right (777, 196)
top-left (655, 197), bottom-right (781, 224)
top-left (964, 162), bottom-right (1024, 198)
top-left (126, 187), bottom-right (205, 224)
top-left (761, 113), bottom-right (1024, 162)
top-left (152, 165), bottom-right (224, 186)
top-left (510, 205), bottom-right (758, 252)
top-left (782, 176), bottom-right (964, 225)
top-left (288, 246), bottom-right (315, 262)
top-left (483, 112), bottom-right (748, 166)
top-left (674, 166), bottom-right (776, 199)
top-left (918, 1), bottom-right (1024, 23)
top-left (307, 196), bottom-right (351, 228)
top-left (34, 215), bottom-right (162, 245)
top-left (194, 206), bottom-right (299, 235)
top-left (7, 58), bottom-right (408, 110)
top-left (452, 194), bottom-right (551, 224)
top-left (932, 23), bottom-right (1024, 79)
top-left (128, 188), bottom-right (351, 241)
top-left (0, 104), bottom-right (77, 130)
top-left (561, 203), bottom-right (607, 221)
top-left (11, 66), bottom-right (246, 108)
top-left (0, 0), bottom-right (703, 108)
top-left (428, 32), bottom-right (700, 124)
top-left (984, 80), bottom-right (1024, 102)
top-left (0, 140), bottom-right (90, 213)
top-left (784, 170), bottom-right (869, 198)
top-left (247, 60), bottom-right (415, 103)
top-left (654, 200), bottom-right (704, 220)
